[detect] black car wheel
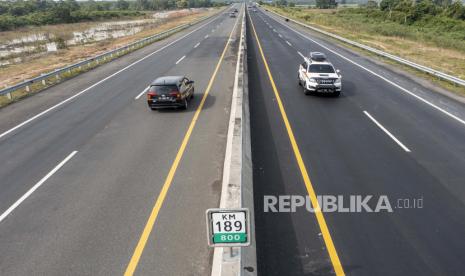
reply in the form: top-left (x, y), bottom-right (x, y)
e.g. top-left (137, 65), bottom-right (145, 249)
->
top-left (181, 98), bottom-right (188, 110)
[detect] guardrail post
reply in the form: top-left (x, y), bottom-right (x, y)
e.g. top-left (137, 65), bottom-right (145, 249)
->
top-left (5, 86), bottom-right (12, 100)
top-left (56, 73), bottom-right (60, 80)
top-left (25, 85), bottom-right (30, 92)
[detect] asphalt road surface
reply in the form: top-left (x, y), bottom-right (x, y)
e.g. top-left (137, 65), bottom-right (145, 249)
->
top-left (248, 7), bottom-right (465, 276)
top-left (0, 5), bottom-right (242, 275)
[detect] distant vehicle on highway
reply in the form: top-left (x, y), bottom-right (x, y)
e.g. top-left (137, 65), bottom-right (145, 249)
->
top-left (147, 76), bottom-right (194, 110)
top-left (298, 52), bottom-right (342, 96)
top-left (233, 8), bottom-right (238, 12)
top-left (229, 12), bottom-right (237, 18)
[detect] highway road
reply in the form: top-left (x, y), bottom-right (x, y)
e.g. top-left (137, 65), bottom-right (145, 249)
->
top-left (247, 6), bottom-right (465, 276)
top-left (1, 3), bottom-right (465, 276)
top-left (0, 5), bottom-right (242, 275)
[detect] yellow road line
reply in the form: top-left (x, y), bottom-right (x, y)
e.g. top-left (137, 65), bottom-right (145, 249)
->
top-left (124, 14), bottom-right (241, 276)
top-left (248, 12), bottom-right (345, 276)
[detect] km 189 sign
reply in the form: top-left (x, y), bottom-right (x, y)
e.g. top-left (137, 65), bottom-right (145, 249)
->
top-left (206, 208), bottom-right (250, 247)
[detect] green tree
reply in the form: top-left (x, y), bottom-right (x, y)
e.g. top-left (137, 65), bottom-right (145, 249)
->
top-left (177, 0), bottom-right (188, 8)
top-left (367, 0), bottom-right (378, 9)
top-left (315, 0), bottom-right (337, 9)
top-left (116, 0), bottom-right (130, 10)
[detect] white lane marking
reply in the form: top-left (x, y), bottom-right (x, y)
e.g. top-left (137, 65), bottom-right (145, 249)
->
top-left (205, 34), bottom-right (209, 38)
top-left (175, 55), bottom-right (186, 65)
top-left (364, 111), bottom-right (411, 152)
top-left (265, 12), bottom-right (465, 126)
top-left (278, 34), bottom-right (283, 38)
top-left (297, 51), bottom-right (304, 58)
top-left (135, 86), bottom-right (149, 100)
top-left (194, 42), bottom-right (200, 48)
top-left (0, 151), bottom-right (78, 223)
top-left (286, 41), bottom-right (292, 46)
top-left (0, 16), bottom-right (221, 141)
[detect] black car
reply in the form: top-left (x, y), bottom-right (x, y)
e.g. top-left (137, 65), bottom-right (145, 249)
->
top-left (147, 76), bottom-right (194, 110)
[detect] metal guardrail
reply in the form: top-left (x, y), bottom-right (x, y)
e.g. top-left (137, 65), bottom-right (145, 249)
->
top-left (0, 12), bottom-right (218, 98)
top-left (268, 9), bottom-right (465, 87)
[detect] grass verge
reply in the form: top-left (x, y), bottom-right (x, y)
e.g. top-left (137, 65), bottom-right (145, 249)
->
top-left (0, 8), bottom-right (220, 108)
top-left (266, 6), bottom-right (465, 97)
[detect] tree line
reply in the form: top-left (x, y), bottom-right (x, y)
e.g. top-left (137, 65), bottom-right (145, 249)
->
top-left (0, 0), bottom-right (223, 31)
top-left (268, 0), bottom-right (465, 21)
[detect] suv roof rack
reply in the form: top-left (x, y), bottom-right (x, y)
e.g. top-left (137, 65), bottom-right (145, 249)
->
top-left (309, 52), bottom-right (327, 62)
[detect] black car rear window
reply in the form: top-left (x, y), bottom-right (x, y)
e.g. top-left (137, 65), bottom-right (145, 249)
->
top-left (309, 64), bottom-right (335, 73)
top-left (150, 85), bottom-right (178, 95)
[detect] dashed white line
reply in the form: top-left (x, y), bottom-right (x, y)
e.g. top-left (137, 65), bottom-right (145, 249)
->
top-left (266, 11), bottom-right (465, 126)
top-left (0, 16), bottom-right (221, 141)
top-left (194, 42), bottom-right (200, 48)
top-left (286, 41), bottom-right (292, 46)
top-left (175, 55), bottom-right (186, 65)
top-left (0, 150), bottom-right (78, 223)
top-left (135, 86), bottom-right (149, 100)
top-left (205, 34), bottom-right (209, 39)
top-left (364, 111), bottom-right (411, 152)
top-left (297, 51), bottom-right (304, 58)
top-left (278, 34), bottom-right (283, 38)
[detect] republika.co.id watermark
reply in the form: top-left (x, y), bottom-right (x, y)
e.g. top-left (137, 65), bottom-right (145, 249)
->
top-left (264, 195), bottom-right (423, 213)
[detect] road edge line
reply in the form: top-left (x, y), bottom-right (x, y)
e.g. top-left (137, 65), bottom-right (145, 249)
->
top-left (0, 11), bottom-right (224, 141)
top-left (123, 9), bottom-right (242, 276)
top-left (248, 11), bottom-right (345, 276)
top-left (210, 5), bottom-right (257, 276)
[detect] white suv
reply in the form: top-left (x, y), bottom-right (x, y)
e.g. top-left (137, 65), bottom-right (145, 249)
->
top-left (298, 52), bottom-right (342, 96)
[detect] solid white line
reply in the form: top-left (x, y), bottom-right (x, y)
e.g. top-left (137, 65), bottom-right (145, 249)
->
top-left (194, 42), bottom-right (200, 48)
top-left (135, 86), bottom-right (149, 100)
top-left (0, 151), bottom-right (78, 223)
top-left (175, 55), bottom-right (186, 65)
top-left (297, 51), bottom-right (304, 58)
top-left (286, 41), bottom-right (292, 46)
top-left (265, 11), bottom-right (465, 127)
top-left (0, 16), bottom-right (221, 141)
top-left (364, 111), bottom-right (411, 152)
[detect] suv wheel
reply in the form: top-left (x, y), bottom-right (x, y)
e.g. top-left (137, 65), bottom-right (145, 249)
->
top-left (303, 82), bottom-right (311, 95)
